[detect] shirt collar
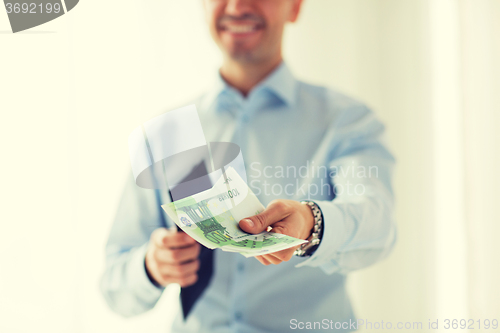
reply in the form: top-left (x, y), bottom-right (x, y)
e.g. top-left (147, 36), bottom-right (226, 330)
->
top-left (203, 61), bottom-right (298, 112)
top-left (255, 61), bottom-right (297, 107)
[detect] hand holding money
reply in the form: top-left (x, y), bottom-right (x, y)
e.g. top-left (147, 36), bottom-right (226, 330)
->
top-left (161, 167), bottom-right (308, 261)
top-left (145, 228), bottom-right (201, 287)
top-left (239, 200), bottom-right (315, 265)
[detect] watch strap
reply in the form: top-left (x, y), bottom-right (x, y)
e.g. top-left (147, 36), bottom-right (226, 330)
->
top-left (294, 201), bottom-right (324, 257)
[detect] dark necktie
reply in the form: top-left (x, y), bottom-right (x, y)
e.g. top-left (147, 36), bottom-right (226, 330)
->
top-left (180, 245), bottom-right (214, 319)
top-left (168, 178), bottom-right (215, 320)
top-left (165, 158), bottom-right (238, 319)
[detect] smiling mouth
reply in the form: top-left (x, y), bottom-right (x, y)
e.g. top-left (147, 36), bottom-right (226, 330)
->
top-left (219, 22), bottom-right (264, 34)
top-left (222, 25), bottom-right (257, 33)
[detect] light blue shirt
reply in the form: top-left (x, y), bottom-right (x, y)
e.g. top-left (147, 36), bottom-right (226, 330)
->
top-left (100, 62), bottom-right (397, 333)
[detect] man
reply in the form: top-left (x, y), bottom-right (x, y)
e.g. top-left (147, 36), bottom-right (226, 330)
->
top-left (101, 0), bottom-right (396, 332)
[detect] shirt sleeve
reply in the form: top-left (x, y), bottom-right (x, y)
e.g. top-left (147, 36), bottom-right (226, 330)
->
top-left (296, 104), bottom-right (397, 275)
top-left (99, 172), bottom-right (169, 317)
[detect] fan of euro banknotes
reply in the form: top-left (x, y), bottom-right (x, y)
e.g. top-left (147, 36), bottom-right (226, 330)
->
top-left (161, 167), bottom-right (307, 257)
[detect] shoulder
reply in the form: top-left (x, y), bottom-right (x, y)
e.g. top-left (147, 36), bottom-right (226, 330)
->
top-left (296, 80), bottom-right (377, 127)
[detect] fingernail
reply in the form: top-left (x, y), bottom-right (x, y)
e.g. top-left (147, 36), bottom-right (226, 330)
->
top-left (242, 219), bottom-right (254, 228)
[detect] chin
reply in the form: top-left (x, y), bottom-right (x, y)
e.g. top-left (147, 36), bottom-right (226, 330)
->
top-left (227, 49), bottom-right (260, 63)
top-left (222, 42), bottom-right (260, 61)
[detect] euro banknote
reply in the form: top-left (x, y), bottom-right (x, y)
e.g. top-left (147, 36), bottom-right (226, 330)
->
top-left (161, 167), bottom-right (307, 257)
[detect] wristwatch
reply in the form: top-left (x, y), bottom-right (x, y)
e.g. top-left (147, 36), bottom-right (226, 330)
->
top-left (294, 201), bottom-right (324, 257)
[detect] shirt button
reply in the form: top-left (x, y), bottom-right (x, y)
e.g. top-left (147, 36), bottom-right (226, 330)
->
top-left (235, 311), bottom-right (243, 321)
top-left (237, 262), bottom-right (245, 272)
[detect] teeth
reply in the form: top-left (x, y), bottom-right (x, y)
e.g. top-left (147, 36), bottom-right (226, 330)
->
top-left (226, 25), bottom-right (256, 33)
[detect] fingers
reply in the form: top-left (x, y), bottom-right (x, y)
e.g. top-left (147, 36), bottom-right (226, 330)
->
top-left (255, 256), bottom-right (272, 265)
top-left (269, 248), bottom-right (295, 262)
top-left (158, 259), bottom-right (200, 277)
top-left (263, 254), bottom-right (282, 265)
top-left (146, 228), bottom-right (203, 288)
top-left (156, 272), bottom-right (199, 288)
top-left (154, 243), bottom-right (201, 264)
top-left (255, 248), bottom-right (296, 266)
top-left (151, 228), bottom-right (196, 249)
top-left (239, 200), bottom-right (292, 234)
top-left (153, 259), bottom-right (200, 287)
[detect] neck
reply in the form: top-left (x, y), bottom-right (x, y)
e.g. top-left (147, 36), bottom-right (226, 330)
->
top-left (219, 54), bottom-right (283, 97)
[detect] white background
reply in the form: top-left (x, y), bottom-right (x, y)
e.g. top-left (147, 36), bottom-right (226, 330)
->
top-left (1, 0), bottom-right (499, 332)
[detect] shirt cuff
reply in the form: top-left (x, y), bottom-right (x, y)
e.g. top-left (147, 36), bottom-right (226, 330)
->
top-left (127, 243), bottom-right (164, 302)
top-left (294, 200), bottom-right (345, 274)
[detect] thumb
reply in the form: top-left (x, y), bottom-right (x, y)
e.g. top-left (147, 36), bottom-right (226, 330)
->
top-left (239, 200), bottom-right (291, 234)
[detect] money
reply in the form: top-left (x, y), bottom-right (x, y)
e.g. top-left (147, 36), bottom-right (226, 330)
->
top-left (161, 167), bottom-right (307, 257)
